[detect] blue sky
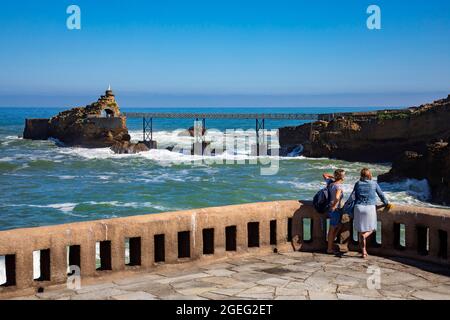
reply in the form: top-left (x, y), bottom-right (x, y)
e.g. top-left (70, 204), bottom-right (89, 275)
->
top-left (0, 0), bottom-right (449, 107)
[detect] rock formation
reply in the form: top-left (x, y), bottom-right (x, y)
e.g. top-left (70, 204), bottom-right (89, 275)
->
top-left (280, 95), bottom-right (450, 162)
top-left (23, 87), bottom-right (149, 154)
top-left (279, 94), bottom-right (450, 204)
top-left (379, 141), bottom-right (450, 205)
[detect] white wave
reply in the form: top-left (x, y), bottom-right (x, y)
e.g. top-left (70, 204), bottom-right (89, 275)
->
top-left (380, 178), bottom-right (432, 205)
top-left (45, 174), bottom-right (77, 180)
top-left (46, 203), bottom-right (77, 213)
top-left (59, 175), bottom-right (77, 180)
top-left (83, 201), bottom-right (169, 211)
top-left (2, 203), bottom-right (79, 215)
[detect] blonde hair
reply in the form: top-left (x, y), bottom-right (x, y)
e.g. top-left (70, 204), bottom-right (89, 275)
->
top-left (360, 168), bottom-right (372, 180)
top-left (334, 169), bottom-right (345, 181)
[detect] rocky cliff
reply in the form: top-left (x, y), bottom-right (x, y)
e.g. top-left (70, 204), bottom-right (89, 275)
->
top-left (23, 88), bottom-right (149, 153)
top-left (378, 142), bottom-right (450, 206)
top-left (279, 94), bottom-right (450, 204)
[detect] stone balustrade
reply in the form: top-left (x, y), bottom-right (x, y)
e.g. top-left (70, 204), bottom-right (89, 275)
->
top-left (0, 201), bottom-right (449, 296)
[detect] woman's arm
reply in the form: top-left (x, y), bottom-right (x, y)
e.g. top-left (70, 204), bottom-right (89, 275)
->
top-left (322, 173), bottom-right (334, 180)
top-left (376, 183), bottom-right (389, 205)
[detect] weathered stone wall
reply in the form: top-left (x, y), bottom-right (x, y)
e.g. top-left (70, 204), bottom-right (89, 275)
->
top-left (85, 117), bottom-right (127, 130)
top-left (0, 201), bottom-right (448, 297)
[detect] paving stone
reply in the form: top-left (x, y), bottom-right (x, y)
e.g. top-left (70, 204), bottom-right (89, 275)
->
top-left (72, 288), bottom-right (128, 300)
top-left (337, 287), bottom-right (383, 298)
top-left (235, 293), bottom-right (274, 300)
top-left (231, 271), bottom-right (275, 282)
top-left (275, 287), bottom-right (307, 297)
top-left (113, 274), bottom-right (165, 286)
top-left (256, 277), bottom-right (290, 287)
top-left (209, 288), bottom-right (245, 296)
top-left (236, 285), bottom-right (275, 298)
top-left (161, 295), bottom-right (207, 300)
top-left (176, 286), bottom-right (217, 296)
top-left (36, 289), bottom-right (77, 300)
top-left (75, 282), bottom-right (116, 294)
top-left (7, 251), bottom-right (449, 300)
top-left (156, 272), bottom-right (210, 284)
top-left (198, 292), bottom-right (232, 300)
top-left (231, 262), bottom-right (279, 272)
top-left (198, 276), bottom-right (252, 288)
top-left (258, 255), bottom-right (299, 265)
top-left (334, 274), bottom-right (365, 287)
top-left (308, 291), bottom-right (338, 300)
top-left (412, 290), bottom-right (450, 300)
top-left (275, 295), bottom-right (307, 300)
top-left (9, 295), bottom-right (40, 300)
top-left (337, 293), bottom-right (379, 300)
top-left (145, 287), bottom-right (178, 297)
top-left (200, 262), bottom-right (235, 270)
top-left (205, 269), bottom-right (236, 277)
top-left (111, 291), bottom-right (157, 300)
top-left (227, 258), bottom-right (264, 266)
top-left (427, 284), bottom-right (450, 295)
top-left (381, 272), bottom-right (423, 285)
top-left (172, 279), bottom-right (216, 290)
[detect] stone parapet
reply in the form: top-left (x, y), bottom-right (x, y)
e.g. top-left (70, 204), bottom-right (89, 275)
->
top-left (0, 201), bottom-right (448, 296)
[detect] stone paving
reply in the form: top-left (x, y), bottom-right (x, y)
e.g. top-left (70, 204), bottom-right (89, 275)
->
top-left (8, 252), bottom-right (450, 300)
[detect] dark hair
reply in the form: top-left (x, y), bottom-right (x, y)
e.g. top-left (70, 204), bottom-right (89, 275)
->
top-left (360, 168), bottom-right (372, 180)
top-left (334, 169), bottom-right (345, 181)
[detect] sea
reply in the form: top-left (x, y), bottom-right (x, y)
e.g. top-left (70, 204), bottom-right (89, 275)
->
top-left (0, 106), bottom-right (441, 232)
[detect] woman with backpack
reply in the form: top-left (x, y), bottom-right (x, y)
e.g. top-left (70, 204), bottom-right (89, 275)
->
top-left (352, 168), bottom-right (392, 258)
top-left (322, 169), bottom-right (346, 254)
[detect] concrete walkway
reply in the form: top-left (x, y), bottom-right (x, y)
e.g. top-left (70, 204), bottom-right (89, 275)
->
top-left (9, 252), bottom-right (450, 300)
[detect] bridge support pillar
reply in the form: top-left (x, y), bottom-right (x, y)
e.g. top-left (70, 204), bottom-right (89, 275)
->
top-left (142, 117), bottom-right (157, 150)
top-left (252, 118), bottom-right (266, 156)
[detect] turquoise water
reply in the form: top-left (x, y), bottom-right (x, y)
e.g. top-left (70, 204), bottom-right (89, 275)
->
top-left (0, 106), bottom-right (437, 231)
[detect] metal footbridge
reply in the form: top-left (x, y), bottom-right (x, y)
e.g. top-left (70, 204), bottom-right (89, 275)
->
top-left (122, 111), bottom-right (343, 154)
top-left (122, 112), bottom-right (335, 120)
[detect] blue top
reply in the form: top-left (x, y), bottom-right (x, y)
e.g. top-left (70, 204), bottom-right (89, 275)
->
top-left (353, 179), bottom-right (389, 206)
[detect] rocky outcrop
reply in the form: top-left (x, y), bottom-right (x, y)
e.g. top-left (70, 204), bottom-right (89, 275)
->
top-left (23, 88), bottom-right (148, 154)
top-left (46, 88), bottom-right (128, 148)
top-left (279, 95), bottom-right (450, 162)
top-left (23, 119), bottom-right (50, 140)
top-left (379, 141), bottom-right (450, 205)
top-left (110, 141), bottom-right (150, 154)
top-left (279, 94), bottom-right (450, 205)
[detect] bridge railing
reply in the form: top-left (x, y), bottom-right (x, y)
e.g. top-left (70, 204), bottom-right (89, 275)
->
top-left (0, 201), bottom-right (449, 296)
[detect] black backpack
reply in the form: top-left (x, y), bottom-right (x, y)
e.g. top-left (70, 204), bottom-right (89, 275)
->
top-left (313, 182), bottom-right (333, 213)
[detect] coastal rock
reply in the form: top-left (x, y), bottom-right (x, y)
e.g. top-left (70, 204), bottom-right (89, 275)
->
top-left (279, 95), bottom-right (450, 162)
top-left (23, 87), bottom-right (148, 154)
top-left (47, 88), bottom-right (128, 148)
top-left (110, 141), bottom-right (150, 154)
top-left (379, 141), bottom-right (450, 205)
top-left (23, 118), bottom-right (50, 140)
top-left (279, 94), bottom-right (450, 205)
